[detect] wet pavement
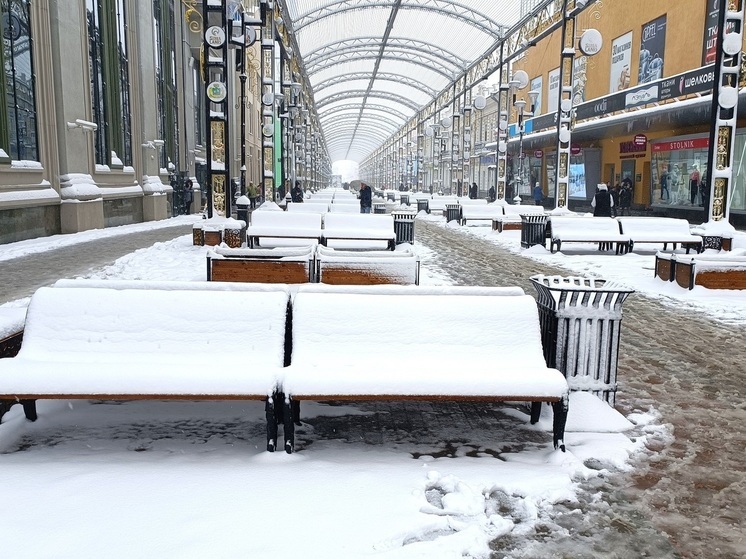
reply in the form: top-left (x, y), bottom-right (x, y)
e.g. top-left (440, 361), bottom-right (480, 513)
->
top-left (1, 217), bottom-right (744, 558)
top-left (415, 219), bottom-right (746, 559)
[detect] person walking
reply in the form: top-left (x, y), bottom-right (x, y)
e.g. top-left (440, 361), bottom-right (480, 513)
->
top-left (291, 180), bottom-right (304, 203)
top-left (591, 183), bottom-right (614, 217)
top-left (689, 164), bottom-right (701, 205)
top-left (488, 185), bottom-right (496, 202)
top-left (183, 179), bottom-right (193, 214)
top-left (247, 182), bottom-right (258, 210)
top-left (532, 182), bottom-right (544, 206)
top-left (618, 183), bottom-right (632, 216)
top-left (469, 182), bottom-right (478, 199)
top-left (359, 182), bottom-right (372, 213)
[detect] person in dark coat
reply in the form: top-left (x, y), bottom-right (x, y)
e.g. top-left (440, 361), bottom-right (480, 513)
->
top-left (591, 183), bottom-right (614, 217)
top-left (359, 182), bottom-right (372, 213)
top-left (183, 179), bottom-right (193, 214)
top-left (291, 180), bottom-right (304, 203)
top-left (469, 182), bottom-right (478, 199)
top-left (618, 183), bottom-right (632, 216)
top-left (488, 185), bottom-right (496, 202)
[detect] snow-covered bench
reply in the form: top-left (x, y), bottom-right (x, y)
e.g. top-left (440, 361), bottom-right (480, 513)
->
top-left (328, 202), bottom-right (360, 213)
top-left (321, 213), bottom-right (396, 250)
top-left (285, 202), bottom-right (329, 214)
top-left (280, 286), bottom-right (570, 453)
top-left (207, 245), bottom-right (315, 283)
top-left (0, 307), bottom-right (30, 421)
top-left (617, 217), bottom-right (702, 253)
top-left (492, 204), bottom-right (546, 232)
top-left (428, 196), bottom-right (458, 215)
top-left (0, 283), bottom-right (290, 449)
top-left (246, 210), bottom-right (323, 248)
top-left (548, 216), bottom-right (631, 254)
top-left (316, 245), bottom-right (420, 285)
top-left (459, 202), bottom-right (506, 225)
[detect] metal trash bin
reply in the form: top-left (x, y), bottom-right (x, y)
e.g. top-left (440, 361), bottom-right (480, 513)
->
top-left (530, 275), bottom-right (634, 406)
top-left (445, 203), bottom-right (460, 223)
top-left (417, 198), bottom-right (429, 213)
top-left (391, 211), bottom-right (416, 244)
top-left (521, 213), bottom-right (548, 248)
top-left (373, 202), bottom-right (386, 214)
top-left (400, 194), bottom-right (410, 206)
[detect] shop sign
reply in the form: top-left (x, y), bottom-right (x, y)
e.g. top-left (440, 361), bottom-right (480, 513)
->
top-left (534, 149), bottom-right (544, 158)
top-left (660, 66), bottom-right (715, 100)
top-left (570, 143), bottom-right (582, 155)
top-left (651, 137), bottom-right (710, 152)
top-left (625, 84), bottom-right (659, 108)
top-left (633, 134), bottom-right (647, 147)
top-left (206, 81), bottom-right (227, 103)
top-left (205, 26), bottom-right (226, 48)
top-left (620, 139), bottom-right (647, 154)
top-left (579, 29), bottom-right (603, 56)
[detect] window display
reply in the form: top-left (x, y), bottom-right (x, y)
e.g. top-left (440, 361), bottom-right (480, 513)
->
top-left (650, 137), bottom-right (709, 207)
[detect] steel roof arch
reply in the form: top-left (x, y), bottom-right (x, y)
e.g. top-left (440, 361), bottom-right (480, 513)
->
top-left (313, 72), bottom-right (438, 98)
top-left (293, 0), bottom-right (505, 37)
top-left (316, 103), bottom-right (410, 122)
top-left (306, 49), bottom-right (459, 81)
top-left (324, 123), bottom-right (393, 140)
top-left (321, 113), bottom-right (403, 132)
top-left (316, 90), bottom-right (421, 112)
top-left (304, 37), bottom-right (469, 72)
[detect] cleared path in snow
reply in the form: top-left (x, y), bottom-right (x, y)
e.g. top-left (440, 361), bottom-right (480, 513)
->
top-left (416, 218), bottom-right (746, 559)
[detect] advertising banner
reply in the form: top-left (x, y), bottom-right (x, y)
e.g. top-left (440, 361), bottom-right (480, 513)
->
top-left (609, 31), bottom-right (633, 93)
top-left (547, 67), bottom-right (560, 113)
top-left (702, 0), bottom-right (720, 65)
top-left (639, 15), bottom-right (667, 84)
top-left (530, 76), bottom-right (543, 116)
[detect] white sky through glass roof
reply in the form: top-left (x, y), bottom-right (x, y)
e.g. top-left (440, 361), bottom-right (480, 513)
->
top-left (284, 0), bottom-right (525, 165)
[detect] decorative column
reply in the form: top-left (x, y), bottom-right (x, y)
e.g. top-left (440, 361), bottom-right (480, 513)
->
top-left (259, 0), bottom-right (276, 203)
top-left (495, 44), bottom-right (509, 202)
top-left (553, 0), bottom-right (576, 211)
top-left (202, 0), bottom-right (231, 219)
top-left (704, 0), bottom-right (745, 245)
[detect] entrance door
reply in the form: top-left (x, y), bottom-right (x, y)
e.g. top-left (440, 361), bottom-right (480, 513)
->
top-left (621, 160), bottom-right (636, 201)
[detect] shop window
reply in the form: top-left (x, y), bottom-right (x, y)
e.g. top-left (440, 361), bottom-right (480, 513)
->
top-left (0, 0), bottom-right (38, 162)
top-left (730, 132), bottom-right (746, 212)
top-left (153, 0), bottom-right (179, 172)
top-left (651, 137), bottom-right (709, 207)
top-left (86, 0), bottom-right (133, 167)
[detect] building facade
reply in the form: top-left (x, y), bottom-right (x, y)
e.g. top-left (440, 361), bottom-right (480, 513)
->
top-left (0, 0), bottom-right (264, 245)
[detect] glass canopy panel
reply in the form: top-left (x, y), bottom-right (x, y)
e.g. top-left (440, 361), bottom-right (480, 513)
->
top-left (283, 0), bottom-right (526, 163)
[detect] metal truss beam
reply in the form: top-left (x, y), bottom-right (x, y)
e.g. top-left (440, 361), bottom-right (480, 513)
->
top-left (316, 90), bottom-right (421, 112)
top-left (306, 49), bottom-right (458, 81)
top-left (317, 103), bottom-right (410, 122)
top-left (314, 72), bottom-right (438, 98)
top-left (321, 113), bottom-right (403, 132)
top-left (294, 0), bottom-right (506, 37)
top-left (305, 37), bottom-right (469, 71)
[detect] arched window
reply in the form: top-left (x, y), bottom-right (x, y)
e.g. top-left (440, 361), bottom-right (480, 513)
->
top-left (0, 0), bottom-right (39, 162)
top-left (86, 0), bottom-right (133, 167)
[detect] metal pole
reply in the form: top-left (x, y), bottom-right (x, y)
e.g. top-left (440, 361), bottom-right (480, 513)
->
top-left (553, 0), bottom-right (575, 210)
top-left (704, 0), bottom-right (744, 234)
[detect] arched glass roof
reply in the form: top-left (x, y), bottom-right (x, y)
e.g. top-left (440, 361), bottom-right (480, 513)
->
top-left (283, 0), bottom-right (527, 163)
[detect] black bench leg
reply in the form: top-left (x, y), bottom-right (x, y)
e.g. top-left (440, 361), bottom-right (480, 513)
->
top-left (22, 399), bottom-right (37, 421)
top-left (0, 399), bottom-right (37, 423)
top-left (552, 395), bottom-right (569, 452)
top-left (265, 394), bottom-right (279, 452)
top-left (283, 396), bottom-right (295, 454)
top-left (529, 401), bottom-right (543, 424)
